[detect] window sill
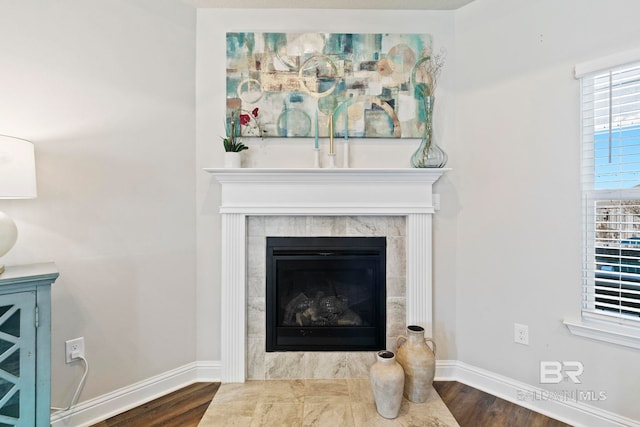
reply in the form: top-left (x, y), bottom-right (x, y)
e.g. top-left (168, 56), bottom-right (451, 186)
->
top-left (564, 318), bottom-right (640, 350)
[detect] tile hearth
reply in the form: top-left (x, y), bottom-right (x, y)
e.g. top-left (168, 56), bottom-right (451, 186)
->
top-left (198, 379), bottom-right (459, 427)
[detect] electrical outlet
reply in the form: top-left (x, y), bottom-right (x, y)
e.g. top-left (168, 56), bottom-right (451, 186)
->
top-left (65, 337), bottom-right (85, 363)
top-left (514, 323), bottom-right (529, 345)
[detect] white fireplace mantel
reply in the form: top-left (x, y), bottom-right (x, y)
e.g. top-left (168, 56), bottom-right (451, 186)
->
top-left (205, 167), bottom-right (448, 382)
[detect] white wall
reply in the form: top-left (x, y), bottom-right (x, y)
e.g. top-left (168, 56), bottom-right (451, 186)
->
top-left (195, 9), bottom-right (458, 361)
top-left (455, 0), bottom-right (640, 420)
top-left (0, 0), bottom-right (197, 405)
top-left (2, 0), bottom-right (637, 422)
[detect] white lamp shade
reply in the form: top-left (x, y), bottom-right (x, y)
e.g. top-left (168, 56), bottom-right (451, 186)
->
top-left (0, 135), bottom-right (37, 199)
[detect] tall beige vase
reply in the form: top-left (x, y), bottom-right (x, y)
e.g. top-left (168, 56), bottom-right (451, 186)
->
top-left (396, 325), bottom-right (437, 403)
top-left (369, 350), bottom-right (404, 419)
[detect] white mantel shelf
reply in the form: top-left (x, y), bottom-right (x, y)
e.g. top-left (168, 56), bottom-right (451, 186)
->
top-left (205, 167), bottom-right (448, 176)
top-left (205, 168), bottom-right (449, 215)
top-left (205, 167), bottom-right (448, 382)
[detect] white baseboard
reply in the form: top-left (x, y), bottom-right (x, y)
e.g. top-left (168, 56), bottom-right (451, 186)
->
top-left (436, 360), bottom-right (640, 427)
top-left (50, 360), bottom-right (221, 427)
top-left (50, 359), bottom-right (637, 427)
top-left (194, 360), bottom-right (223, 382)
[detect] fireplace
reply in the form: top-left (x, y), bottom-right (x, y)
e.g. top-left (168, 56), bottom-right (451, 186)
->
top-left (207, 168), bottom-right (446, 382)
top-left (266, 236), bottom-right (386, 352)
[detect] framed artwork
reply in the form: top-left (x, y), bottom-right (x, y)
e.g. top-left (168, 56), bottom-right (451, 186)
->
top-left (226, 32), bottom-right (433, 139)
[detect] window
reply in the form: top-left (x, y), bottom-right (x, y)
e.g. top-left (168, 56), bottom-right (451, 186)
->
top-left (575, 52), bottom-right (640, 344)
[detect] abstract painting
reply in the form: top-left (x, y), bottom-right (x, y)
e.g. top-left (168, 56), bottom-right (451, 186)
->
top-left (226, 32), bottom-right (433, 139)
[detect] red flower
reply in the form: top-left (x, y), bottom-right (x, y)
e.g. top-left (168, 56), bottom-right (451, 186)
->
top-left (251, 108), bottom-right (259, 117)
top-left (240, 114), bottom-right (251, 125)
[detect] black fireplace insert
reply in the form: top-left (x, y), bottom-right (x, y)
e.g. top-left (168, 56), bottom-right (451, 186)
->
top-left (266, 236), bottom-right (386, 351)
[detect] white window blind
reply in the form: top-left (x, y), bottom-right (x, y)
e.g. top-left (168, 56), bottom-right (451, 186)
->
top-left (581, 59), bottom-right (640, 325)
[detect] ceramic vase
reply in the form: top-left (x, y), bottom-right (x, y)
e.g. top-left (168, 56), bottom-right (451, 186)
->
top-left (224, 152), bottom-right (242, 168)
top-left (396, 325), bottom-right (437, 403)
top-left (370, 350), bottom-right (404, 419)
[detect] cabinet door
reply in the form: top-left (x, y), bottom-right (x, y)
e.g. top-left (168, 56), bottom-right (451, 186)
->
top-left (0, 292), bottom-right (36, 427)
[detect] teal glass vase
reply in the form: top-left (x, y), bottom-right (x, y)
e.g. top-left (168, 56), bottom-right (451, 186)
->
top-left (411, 96), bottom-right (448, 168)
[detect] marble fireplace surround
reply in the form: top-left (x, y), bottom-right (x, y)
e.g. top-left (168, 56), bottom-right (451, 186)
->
top-left (206, 168), bottom-right (447, 383)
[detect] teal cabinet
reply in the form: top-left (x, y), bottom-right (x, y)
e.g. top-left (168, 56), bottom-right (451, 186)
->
top-left (0, 264), bottom-right (58, 427)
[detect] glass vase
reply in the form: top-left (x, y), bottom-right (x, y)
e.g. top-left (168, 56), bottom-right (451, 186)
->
top-left (410, 96), bottom-right (448, 168)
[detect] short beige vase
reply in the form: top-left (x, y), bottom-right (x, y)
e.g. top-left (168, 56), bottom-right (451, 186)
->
top-left (370, 350), bottom-right (405, 419)
top-left (396, 325), bottom-right (437, 403)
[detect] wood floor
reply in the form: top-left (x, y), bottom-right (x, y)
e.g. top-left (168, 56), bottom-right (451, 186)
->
top-left (90, 381), bottom-right (571, 427)
top-left (90, 382), bottom-right (220, 427)
top-left (433, 381), bottom-right (571, 427)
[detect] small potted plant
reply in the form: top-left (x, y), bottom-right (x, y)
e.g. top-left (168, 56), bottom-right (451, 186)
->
top-left (223, 110), bottom-right (248, 168)
top-left (223, 108), bottom-right (262, 168)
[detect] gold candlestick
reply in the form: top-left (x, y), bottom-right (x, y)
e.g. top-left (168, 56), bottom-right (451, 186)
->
top-left (329, 115), bottom-right (334, 154)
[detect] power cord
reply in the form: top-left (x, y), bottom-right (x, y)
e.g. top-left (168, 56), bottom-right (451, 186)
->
top-left (50, 355), bottom-right (89, 413)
